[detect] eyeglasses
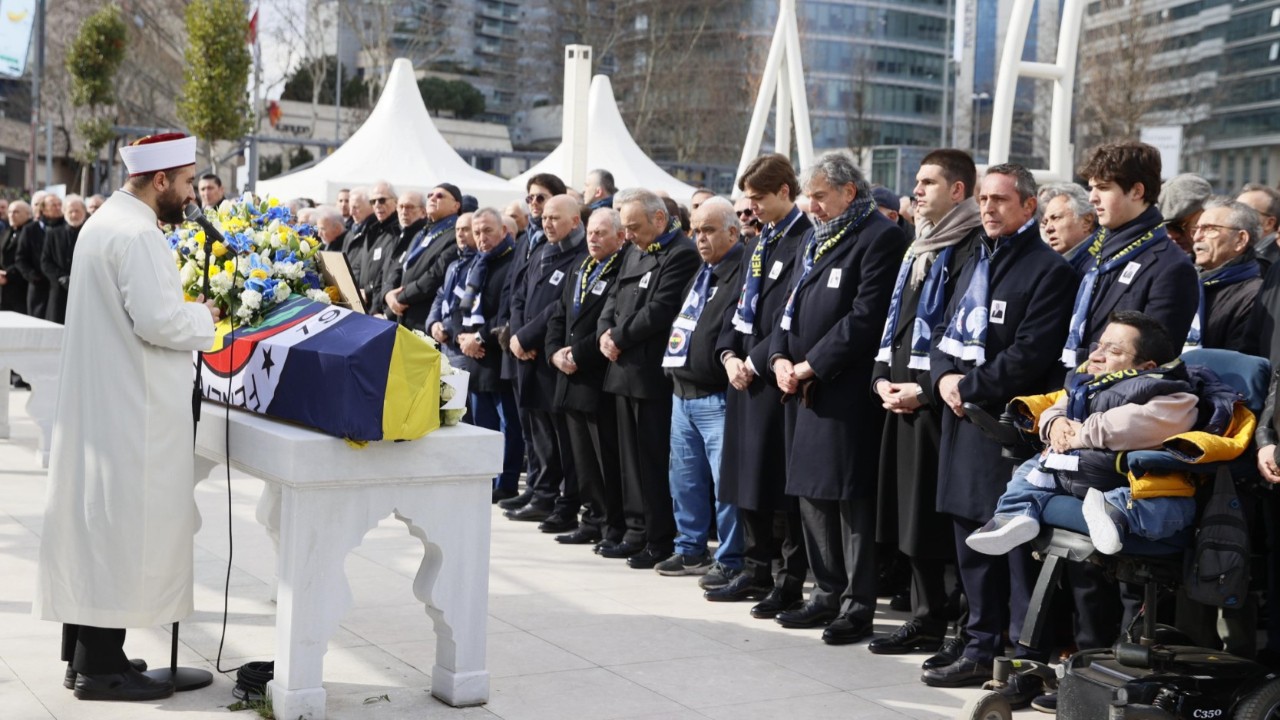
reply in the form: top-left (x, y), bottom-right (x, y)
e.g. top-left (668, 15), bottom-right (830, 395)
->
top-left (736, 209), bottom-right (754, 217)
top-left (1088, 341), bottom-right (1136, 359)
top-left (427, 192), bottom-right (449, 201)
top-left (371, 197), bottom-right (390, 205)
top-left (397, 203), bottom-right (421, 211)
top-left (1191, 223), bottom-right (1243, 237)
top-left (526, 193), bottom-right (549, 204)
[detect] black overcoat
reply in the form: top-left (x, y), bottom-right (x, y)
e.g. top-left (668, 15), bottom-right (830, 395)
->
top-left (768, 211), bottom-right (907, 501)
top-left (382, 220), bottom-right (459, 331)
top-left (1202, 269), bottom-right (1262, 356)
top-left (598, 233), bottom-right (701, 400)
top-left (715, 213), bottom-right (811, 511)
top-left (459, 249), bottom-right (516, 393)
top-left (0, 222), bottom-right (29, 312)
top-left (545, 246), bottom-right (630, 413)
top-left (512, 228), bottom-right (589, 410)
top-left (929, 224), bottom-right (1079, 524)
top-left (500, 226), bottom-right (546, 381)
top-left (41, 223), bottom-right (80, 324)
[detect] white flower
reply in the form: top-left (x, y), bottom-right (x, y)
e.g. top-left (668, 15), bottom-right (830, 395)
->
top-left (179, 261), bottom-right (198, 286)
top-left (274, 261), bottom-right (305, 280)
top-left (305, 288), bottom-right (332, 304)
top-left (240, 289), bottom-right (262, 311)
top-left (210, 272), bottom-right (234, 293)
top-left (273, 282), bottom-right (291, 303)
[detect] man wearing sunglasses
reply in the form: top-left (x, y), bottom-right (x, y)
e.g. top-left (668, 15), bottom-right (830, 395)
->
top-left (733, 196), bottom-right (760, 242)
top-left (358, 181), bottom-right (403, 311)
top-left (377, 184), bottom-right (463, 332)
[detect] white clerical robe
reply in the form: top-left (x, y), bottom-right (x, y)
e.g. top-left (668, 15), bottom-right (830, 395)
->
top-left (35, 191), bottom-right (215, 628)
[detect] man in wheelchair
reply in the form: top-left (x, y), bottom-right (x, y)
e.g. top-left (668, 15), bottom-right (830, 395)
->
top-left (966, 310), bottom-right (1251, 557)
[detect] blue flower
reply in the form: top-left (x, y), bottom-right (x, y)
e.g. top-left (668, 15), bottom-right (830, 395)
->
top-left (265, 206), bottom-right (292, 224)
top-left (245, 277), bottom-right (266, 294)
top-left (167, 233), bottom-right (180, 250)
top-left (296, 223), bottom-right (317, 238)
top-left (274, 249), bottom-right (299, 264)
top-left (248, 253), bottom-right (273, 274)
top-left (302, 271), bottom-right (322, 289)
top-left (227, 232), bottom-right (253, 254)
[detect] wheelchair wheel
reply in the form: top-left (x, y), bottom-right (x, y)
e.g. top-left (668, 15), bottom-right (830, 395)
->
top-left (1236, 678), bottom-right (1280, 719)
top-left (958, 691), bottom-right (1013, 720)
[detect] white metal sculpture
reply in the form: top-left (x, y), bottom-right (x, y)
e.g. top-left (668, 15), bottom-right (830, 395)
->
top-left (986, 0), bottom-right (1085, 182)
top-left (734, 0), bottom-right (814, 192)
top-left (561, 45), bottom-right (592, 191)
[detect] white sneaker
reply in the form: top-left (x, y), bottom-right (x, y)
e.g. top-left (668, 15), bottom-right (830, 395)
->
top-left (1083, 488), bottom-right (1123, 555)
top-left (965, 515), bottom-right (1040, 555)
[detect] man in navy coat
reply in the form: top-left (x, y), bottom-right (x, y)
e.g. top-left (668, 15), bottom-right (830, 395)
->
top-left (924, 164), bottom-right (1078, 687)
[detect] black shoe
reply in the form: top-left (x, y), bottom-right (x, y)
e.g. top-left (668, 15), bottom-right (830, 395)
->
top-left (498, 489), bottom-right (533, 511)
top-left (626, 547), bottom-right (670, 569)
top-left (868, 619), bottom-right (946, 655)
top-left (506, 504), bottom-right (551, 522)
top-left (775, 599), bottom-right (838, 628)
top-left (1030, 693), bottom-right (1057, 714)
top-left (991, 672), bottom-right (1043, 710)
top-left (538, 514), bottom-right (578, 533)
top-left (65, 659), bottom-right (148, 690)
top-left (594, 539), bottom-right (620, 555)
top-left (73, 667), bottom-right (174, 701)
top-left (920, 655), bottom-right (992, 688)
top-left (822, 615), bottom-right (873, 645)
top-left (751, 588), bottom-right (803, 619)
top-left (556, 528), bottom-right (601, 545)
top-left (598, 540), bottom-right (644, 559)
top-left (704, 571), bottom-right (771, 602)
top-left (922, 632), bottom-right (968, 670)
top-left (492, 488), bottom-right (518, 504)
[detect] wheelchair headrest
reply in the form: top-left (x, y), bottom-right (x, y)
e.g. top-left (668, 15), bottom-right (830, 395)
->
top-left (1179, 348), bottom-right (1271, 416)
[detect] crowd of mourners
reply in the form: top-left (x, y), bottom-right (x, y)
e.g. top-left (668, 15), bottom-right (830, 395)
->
top-left (6, 142), bottom-right (1280, 712)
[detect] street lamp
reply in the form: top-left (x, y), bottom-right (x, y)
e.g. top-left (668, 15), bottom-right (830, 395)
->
top-left (972, 92), bottom-right (991, 161)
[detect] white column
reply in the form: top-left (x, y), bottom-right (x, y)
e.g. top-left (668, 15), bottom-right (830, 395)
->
top-left (561, 45), bottom-right (593, 191)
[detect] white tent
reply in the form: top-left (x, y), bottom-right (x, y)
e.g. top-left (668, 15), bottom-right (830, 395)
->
top-left (512, 75), bottom-right (699, 205)
top-left (256, 58), bottom-right (520, 207)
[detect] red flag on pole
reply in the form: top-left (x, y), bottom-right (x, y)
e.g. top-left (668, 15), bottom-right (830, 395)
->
top-left (247, 8), bottom-right (258, 45)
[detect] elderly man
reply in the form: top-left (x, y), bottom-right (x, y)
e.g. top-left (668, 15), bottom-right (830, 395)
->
top-left (313, 206), bottom-right (346, 252)
top-left (596, 188), bottom-right (700, 568)
top-left (1186, 197), bottom-right (1264, 354)
top-left (336, 188), bottom-right (352, 230)
top-left (545, 209), bottom-right (630, 544)
top-left (870, 149), bottom-right (983, 659)
top-left (654, 197), bottom-right (745, 582)
top-left (343, 188), bottom-right (375, 303)
top-left (583, 168), bottom-right (617, 212)
top-left (708, 153), bottom-right (812, 612)
top-left (1038, 182), bottom-right (1098, 271)
top-left (1158, 173), bottom-right (1212, 255)
top-left (923, 164), bottom-right (1077, 687)
top-left (85, 195), bottom-right (105, 216)
top-left (358, 181), bottom-right (403, 309)
top-left (1238, 183), bottom-right (1280, 267)
top-left (506, 194), bottom-right (590, 530)
top-left (504, 202), bottom-right (529, 245)
top-left (16, 193), bottom-right (64, 320)
top-left (380, 184), bottom-right (462, 331)
top-left (367, 190), bottom-right (429, 318)
top-left (428, 212), bottom-right (476, 372)
top-left (734, 196), bottom-right (760, 241)
top-left (41, 195), bottom-right (88, 323)
top-left (765, 152), bottom-right (905, 645)
top-left (1, 200), bottom-right (32, 314)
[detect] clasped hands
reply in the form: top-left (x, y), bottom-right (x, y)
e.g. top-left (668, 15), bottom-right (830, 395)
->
top-left (772, 358), bottom-right (814, 395)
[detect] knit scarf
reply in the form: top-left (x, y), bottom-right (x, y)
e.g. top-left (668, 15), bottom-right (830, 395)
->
top-left (1183, 255), bottom-right (1261, 351)
top-left (732, 205), bottom-right (802, 333)
top-left (779, 198), bottom-right (876, 331)
top-left (462, 235), bottom-right (515, 327)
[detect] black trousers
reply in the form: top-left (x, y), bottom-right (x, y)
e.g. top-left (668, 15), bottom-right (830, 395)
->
top-left (741, 505), bottom-right (808, 594)
top-left (908, 555), bottom-right (950, 630)
top-left (1065, 561), bottom-right (1123, 650)
top-left (564, 403), bottom-right (624, 541)
top-left (62, 624), bottom-right (129, 675)
top-left (26, 282), bottom-right (48, 322)
top-left (616, 393), bottom-right (675, 550)
top-left (952, 516), bottom-right (1048, 663)
top-left (524, 407), bottom-right (578, 515)
top-left (797, 497), bottom-right (877, 621)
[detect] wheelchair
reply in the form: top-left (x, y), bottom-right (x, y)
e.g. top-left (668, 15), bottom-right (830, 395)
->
top-left (956, 348), bottom-right (1280, 720)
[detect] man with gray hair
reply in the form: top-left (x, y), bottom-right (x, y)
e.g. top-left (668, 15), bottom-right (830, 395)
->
top-left (766, 151), bottom-right (906, 645)
top-left (1237, 183), bottom-right (1280, 267)
top-left (1185, 197), bottom-right (1263, 354)
top-left (41, 195), bottom-right (88, 323)
top-left (1037, 182), bottom-right (1097, 271)
top-left (85, 195), bottom-right (106, 216)
top-left (312, 206), bottom-right (347, 252)
top-left (597, 187), bottom-right (700, 568)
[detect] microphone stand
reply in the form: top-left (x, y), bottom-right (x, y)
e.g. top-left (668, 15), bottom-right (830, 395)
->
top-left (146, 206), bottom-right (215, 693)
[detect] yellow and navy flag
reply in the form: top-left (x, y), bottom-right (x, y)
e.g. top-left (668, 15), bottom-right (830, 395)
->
top-left (198, 296), bottom-right (441, 441)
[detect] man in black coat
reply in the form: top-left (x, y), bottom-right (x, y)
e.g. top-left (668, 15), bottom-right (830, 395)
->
top-left (545, 209), bottom-right (630, 545)
top-left (343, 188), bottom-right (376, 304)
top-left (766, 151), bottom-right (906, 645)
top-left (458, 208), bottom-right (524, 499)
top-left (923, 164), bottom-right (1078, 688)
top-left (0, 200), bottom-right (32, 314)
top-left (705, 154), bottom-right (812, 617)
top-left (597, 188), bottom-right (701, 569)
top-left (368, 190), bottom-right (429, 318)
top-left (16, 194), bottom-right (63, 320)
top-left (380, 184), bottom-right (462, 332)
top-left (41, 195), bottom-right (88, 324)
top-left (357, 181), bottom-right (404, 311)
top-left (869, 150), bottom-right (983, 657)
top-left (654, 197), bottom-right (746, 584)
top-left (506, 195), bottom-right (590, 531)
top-left (1187, 197), bottom-right (1264, 355)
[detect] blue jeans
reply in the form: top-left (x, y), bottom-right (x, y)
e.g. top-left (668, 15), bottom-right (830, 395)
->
top-left (469, 382), bottom-right (524, 492)
top-left (995, 457), bottom-right (1196, 541)
top-left (669, 393), bottom-right (742, 567)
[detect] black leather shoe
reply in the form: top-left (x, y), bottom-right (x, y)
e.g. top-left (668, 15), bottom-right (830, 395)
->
top-left (506, 504), bottom-right (551, 522)
top-left (750, 588), bottom-right (803, 619)
top-left (922, 633), bottom-right (968, 670)
top-left (992, 672), bottom-right (1044, 710)
top-left (868, 619), bottom-right (946, 655)
top-left (65, 659), bottom-right (148, 690)
top-left (73, 667), bottom-right (173, 701)
top-left (594, 539), bottom-right (620, 555)
top-left (598, 540), bottom-right (644, 559)
top-left (626, 547), bottom-right (670, 569)
top-left (920, 655), bottom-right (993, 688)
top-left (704, 571), bottom-right (771, 602)
top-left (538, 514), bottom-right (578, 533)
top-left (775, 599), bottom-right (838, 628)
top-left (492, 488), bottom-right (518, 504)
top-left (822, 615), bottom-right (873, 645)
top-left (498, 489), bottom-right (533, 511)
top-left (556, 528), bottom-right (601, 545)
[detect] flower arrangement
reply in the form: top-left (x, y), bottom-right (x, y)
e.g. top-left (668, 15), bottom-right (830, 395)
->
top-left (168, 194), bottom-right (339, 327)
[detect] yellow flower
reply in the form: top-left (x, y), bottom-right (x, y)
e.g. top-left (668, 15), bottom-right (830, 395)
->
top-left (211, 241), bottom-right (228, 258)
top-left (250, 269), bottom-right (269, 280)
top-left (268, 197), bottom-right (280, 208)
top-left (223, 260), bottom-right (236, 275)
top-left (325, 286), bottom-right (341, 302)
top-left (195, 230), bottom-right (206, 245)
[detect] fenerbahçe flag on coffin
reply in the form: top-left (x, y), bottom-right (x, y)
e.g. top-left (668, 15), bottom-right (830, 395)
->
top-left (197, 296), bottom-right (442, 441)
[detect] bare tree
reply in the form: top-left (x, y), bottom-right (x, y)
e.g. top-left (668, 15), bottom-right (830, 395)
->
top-left (1075, 0), bottom-right (1166, 157)
top-left (335, 0), bottom-right (455, 105)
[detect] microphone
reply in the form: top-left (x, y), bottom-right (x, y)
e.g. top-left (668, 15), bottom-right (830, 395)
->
top-left (185, 204), bottom-right (222, 299)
